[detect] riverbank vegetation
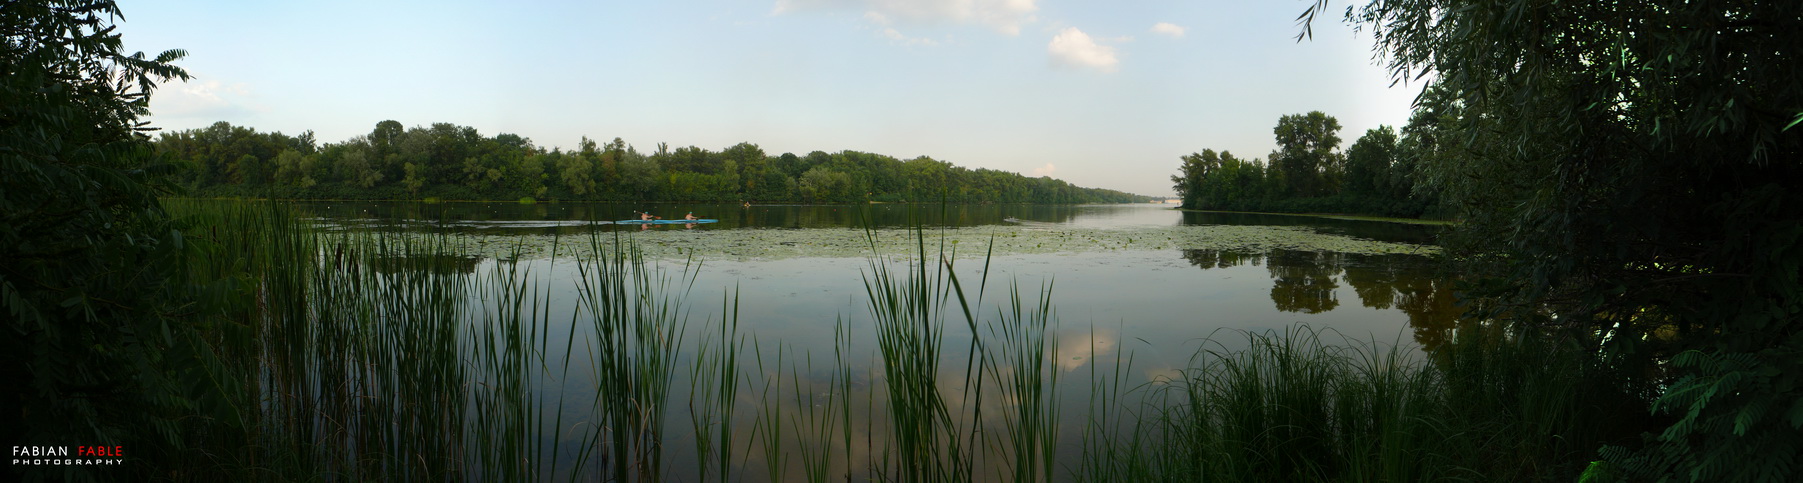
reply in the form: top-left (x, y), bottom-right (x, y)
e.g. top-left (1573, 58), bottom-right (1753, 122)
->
top-left (152, 121), bottom-right (1151, 204)
top-left (1170, 108), bottom-right (1445, 219)
top-left (136, 201), bottom-right (1644, 481)
top-left (9, 0), bottom-right (1800, 481)
top-left (1312, 0), bottom-right (1803, 479)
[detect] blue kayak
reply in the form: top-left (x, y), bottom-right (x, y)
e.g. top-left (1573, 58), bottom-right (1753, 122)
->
top-left (615, 219), bottom-right (718, 224)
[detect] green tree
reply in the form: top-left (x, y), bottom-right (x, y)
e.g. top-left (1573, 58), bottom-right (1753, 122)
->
top-left (1333, 0), bottom-right (1803, 479)
top-left (159, 125), bottom-right (1151, 203)
top-left (1171, 149), bottom-right (1220, 209)
top-left (663, 145), bottom-right (716, 174)
top-left (339, 148), bottom-right (384, 188)
top-left (511, 152), bottom-right (548, 198)
top-left (1174, 149), bottom-right (1272, 210)
top-left (902, 157), bottom-right (950, 201)
top-left (594, 137), bottom-right (624, 192)
top-left (721, 142), bottom-right (766, 197)
top-left (273, 149), bottom-right (316, 189)
top-left (402, 161), bottom-right (427, 194)
top-left (1343, 126), bottom-right (1396, 197)
top-left (371, 120), bottom-right (403, 156)
top-left (776, 152), bottom-right (806, 178)
top-left (798, 166), bottom-right (852, 202)
top-left (1271, 111), bottom-right (1342, 197)
top-left (616, 146), bottom-right (661, 200)
top-left (560, 137), bottom-right (598, 196)
top-left (2, 1), bottom-right (197, 479)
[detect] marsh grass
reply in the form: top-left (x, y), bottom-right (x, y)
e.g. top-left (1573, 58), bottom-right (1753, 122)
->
top-left (571, 229), bottom-right (694, 482)
top-left (164, 200), bottom-right (1626, 482)
top-left (167, 201), bottom-right (700, 480)
top-left (1072, 323), bottom-right (1637, 482)
top-left (983, 282), bottom-right (1061, 483)
top-left (861, 231), bottom-right (974, 482)
top-left (686, 291), bottom-right (745, 483)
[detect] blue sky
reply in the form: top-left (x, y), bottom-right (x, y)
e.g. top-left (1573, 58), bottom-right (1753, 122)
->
top-left (120, 0), bottom-right (1418, 197)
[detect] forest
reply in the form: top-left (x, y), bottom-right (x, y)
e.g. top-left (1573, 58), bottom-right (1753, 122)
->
top-left (8, 0), bottom-right (1802, 481)
top-left (154, 121), bottom-right (1152, 204)
top-left (1170, 97), bottom-right (1454, 219)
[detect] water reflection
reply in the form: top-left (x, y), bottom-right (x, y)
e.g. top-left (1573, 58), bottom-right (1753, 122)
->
top-left (290, 201), bottom-right (1167, 236)
top-left (1052, 328), bottom-right (1118, 372)
top-left (1267, 250), bottom-right (1344, 314)
top-left (1180, 211), bottom-right (1441, 245)
top-left (1183, 248), bottom-right (1462, 351)
top-left (365, 254), bottom-right (484, 274)
top-left (249, 198), bottom-right (1459, 480)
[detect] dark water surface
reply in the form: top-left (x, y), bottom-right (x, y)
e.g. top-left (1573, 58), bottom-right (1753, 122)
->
top-left (293, 201), bottom-right (1456, 479)
top-left (295, 201), bottom-right (1450, 335)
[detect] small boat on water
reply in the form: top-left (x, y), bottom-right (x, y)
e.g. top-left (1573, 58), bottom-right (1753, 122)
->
top-left (615, 219), bottom-right (719, 225)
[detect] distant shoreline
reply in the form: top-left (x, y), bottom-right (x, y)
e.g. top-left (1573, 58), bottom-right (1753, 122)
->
top-left (1174, 208), bottom-right (1457, 226)
top-left (162, 196), bottom-right (1151, 206)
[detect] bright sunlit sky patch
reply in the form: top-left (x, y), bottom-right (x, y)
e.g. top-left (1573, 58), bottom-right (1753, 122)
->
top-left (120, 0), bottom-right (1419, 197)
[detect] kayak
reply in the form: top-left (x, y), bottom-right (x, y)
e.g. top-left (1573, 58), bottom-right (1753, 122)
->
top-left (615, 219), bottom-right (718, 224)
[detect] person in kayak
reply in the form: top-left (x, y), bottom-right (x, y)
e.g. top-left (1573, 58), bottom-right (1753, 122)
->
top-left (684, 212), bottom-right (698, 221)
top-left (638, 211), bottom-right (659, 221)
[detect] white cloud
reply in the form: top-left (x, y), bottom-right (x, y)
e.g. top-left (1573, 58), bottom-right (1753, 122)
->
top-left (772, 0), bottom-right (837, 14)
top-left (1151, 22), bottom-right (1185, 38)
top-left (776, 0), bottom-right (1039, 35)
top-left (150, 77), bottom-right (261, 118)
top-left (1047, 27), bottom-right (1118, 72)
top-left (882, 27), bottom-right (939, 46)
top-left (1032, 163), bottom-right (1056, 177)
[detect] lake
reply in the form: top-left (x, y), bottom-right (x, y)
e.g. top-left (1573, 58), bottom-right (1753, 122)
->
top-left (296, 200), bottom-right (1451, 343)
top-left (275, 201), bottom-right (1456, 480)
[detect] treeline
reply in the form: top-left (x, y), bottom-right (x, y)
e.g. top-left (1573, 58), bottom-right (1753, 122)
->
top-left (1171, 106), bottom-right (1448, 218)
top-left (155, 121), bottom-right (1151, 204)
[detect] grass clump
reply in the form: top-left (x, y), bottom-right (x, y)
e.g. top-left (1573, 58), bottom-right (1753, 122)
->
top-left (155, 200), bottom-right (1634, 482)
top-left (1077, 322), bottom-right (1639, 482)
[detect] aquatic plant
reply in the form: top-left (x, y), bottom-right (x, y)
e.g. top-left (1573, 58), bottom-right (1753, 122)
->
top-left (156, 200), bottom-right (1627, 482)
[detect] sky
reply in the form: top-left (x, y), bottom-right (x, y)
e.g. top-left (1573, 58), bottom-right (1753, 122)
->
top-left (118, 0), bottom-right (1421, 197)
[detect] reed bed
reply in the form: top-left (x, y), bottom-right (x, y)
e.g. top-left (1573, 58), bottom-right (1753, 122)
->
top-left (163, 200), bottom-right (1627, 482)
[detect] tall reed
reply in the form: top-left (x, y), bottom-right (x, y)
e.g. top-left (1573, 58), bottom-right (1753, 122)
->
top-left (862, 237), bottom-right (964, 481)
top-left (571, 230), bottom-right (694, 482)
top-left (167, 202), bottom-right (708, 481)
top-left (983, 281), bottom-right (1061, 483)
top-left (1069, 322), bottom-right (1633, 482)
top-left (161, 200), bottom-right (1631, 483)
top-left (687, 290), bottom-right (744, 483)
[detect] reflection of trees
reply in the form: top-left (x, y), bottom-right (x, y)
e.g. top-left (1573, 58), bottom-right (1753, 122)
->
top-left (300, 202), bottom-right (1103, 232)
top-left (1183, 248), bottom-right (1464, 348)
top-left (1267, 250), bottom-right (1343, 314)
top-left (1181, 249), bottom-right (1264, 270)
top-left (1395, 277), bottom-right (1463, 353)
top-left (1180, 211), bottom-right (1440, 245)
top-left (1341, 254), bottom-right (1411, 309)
top-left (1339, 254), bottom-right (1463, 352)
top-left (367, 254), bottom-right (483, 274)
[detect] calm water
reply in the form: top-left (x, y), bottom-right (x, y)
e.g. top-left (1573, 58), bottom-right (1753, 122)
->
top-left (295, 201), bottom-right (1451, 338)
top-left (291, 201), bottom-right (1457, 479)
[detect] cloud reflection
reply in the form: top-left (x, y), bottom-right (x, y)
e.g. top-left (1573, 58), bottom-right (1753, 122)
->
top-left (1051, 327), bottom-right (1116, 372)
